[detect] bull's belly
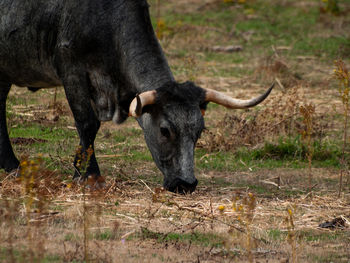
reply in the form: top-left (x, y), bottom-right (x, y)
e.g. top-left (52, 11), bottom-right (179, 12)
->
top-left (0, 61), bottom-right (62, 88)
top-left (9, 74), bottom-right (61, 89)
top-left (0, 0), bottom-right (63, 87)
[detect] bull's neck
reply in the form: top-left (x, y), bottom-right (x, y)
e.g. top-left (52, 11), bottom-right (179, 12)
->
top-left (121, 42), bottom-right (174, 93)
top-left (116, 2), bottom-right (174, 93)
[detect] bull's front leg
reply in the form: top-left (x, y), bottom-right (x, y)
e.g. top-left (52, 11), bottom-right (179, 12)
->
top-left (0, 83), bottom-right (20, 172)
top-left (62, 76), bottom-right (101, 181)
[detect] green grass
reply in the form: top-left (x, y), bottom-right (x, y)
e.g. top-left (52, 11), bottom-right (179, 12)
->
top-left (298, 230), bottom-right (346, 242)
top-left (7, 94), bottom-right (36, 108)
top-left (8, 123), bottom-right (78, 170)
top-left (268, 229), bottom-right (287, 241)
top-left (136, 172), bottom-right (163, 185)
top-left (93, 229), bottom-right (118, 241)
top-left (0, 247), bottom-right (61, 262)
top-left (121, 150), bottom-right (153, 162)
top-left (155, 8), bottom-right (237, 30)
top-left (5, 111), bottom-right (342, 187)
top-left (293, 36), bottom-right (350, 58)
top-left (131, 227), bottom-right (225, 248)
top-left (150, 0), bottom-right (350, 67)
top-left (64, 233), bottom-right (79, 242)
top-left (204, 52), bottom-right (245, 64)
top-left (9, 123), bottom-right (77, 142)
top-left (268, 228), bottom-right (349, 242)
top-left (196, 136), bottom-right (342, 173)
top-left (250, 136), bottom-right (341, 164)
top-left (196, 149), bottom-right (304, 172)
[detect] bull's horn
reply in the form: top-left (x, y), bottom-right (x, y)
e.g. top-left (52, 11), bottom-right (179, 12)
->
top-left (204, 83), bottom-right (274, 109)
top-left (129, 90), bottom-right (157, 117)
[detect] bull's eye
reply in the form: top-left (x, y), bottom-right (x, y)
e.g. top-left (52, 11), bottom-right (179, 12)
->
top-left (160, 127), bottom-right (171, 138)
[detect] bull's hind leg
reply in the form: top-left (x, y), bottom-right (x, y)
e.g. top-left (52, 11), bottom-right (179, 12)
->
top-left (0, 84), bottom-right (19, 172)
top-left (62, 76), bottom-right (101, 181)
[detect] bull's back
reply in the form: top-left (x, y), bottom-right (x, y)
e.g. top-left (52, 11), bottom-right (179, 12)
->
top-left (0, 0), bottom-right (63, 87)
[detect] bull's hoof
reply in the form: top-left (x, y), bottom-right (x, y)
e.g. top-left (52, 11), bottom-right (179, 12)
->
top-left (0, 158), bottom-right (20, 174)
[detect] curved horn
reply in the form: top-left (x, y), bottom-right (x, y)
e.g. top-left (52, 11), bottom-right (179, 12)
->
top-left (129, 90), bottom-right (157, 117)
top-left (204, 83), bottom-right (274, 109)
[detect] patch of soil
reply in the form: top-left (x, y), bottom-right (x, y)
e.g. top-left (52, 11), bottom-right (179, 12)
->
top-left (10, 137), bottom-right (47, 145)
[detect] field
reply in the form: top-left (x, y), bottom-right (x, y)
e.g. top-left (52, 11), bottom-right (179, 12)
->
top-left (1, 0), bottom-right (350, 262)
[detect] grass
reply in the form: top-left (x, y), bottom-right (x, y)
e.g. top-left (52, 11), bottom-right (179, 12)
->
top-left (298, 230), bottom-right (343, 242)
top-left (11, 121), bottom-right (343, 177)
top-left (1, 0), bottom-right (350, 262)
top-left (267, 228), bottom-right (350, 244)
top-left (0, 247), bottom-right (61, 263)
top-left (268, 229), bottom-right (287, 241)
top-left (151, 0), bottom-right (350, 68)
top-left (133, 228), bottom-right (225, 248)
top-left (93, 230), bottom-right (118, 241)
top-left (195, 137), bottom-right (341, 173)
top-left (64, 233), bottom-right (80, 242)
top-left (250, 136), bottom-right (342, 165)
top-left (308, 253), bottom-right (350, 263)
top-left (9, 124), bottom-right (77, 141)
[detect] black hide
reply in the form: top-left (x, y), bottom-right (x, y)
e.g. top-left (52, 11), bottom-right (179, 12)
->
top-left (0, 0), bottom-right (207, 193)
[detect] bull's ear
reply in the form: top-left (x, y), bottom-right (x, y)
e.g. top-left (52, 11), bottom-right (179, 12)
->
top-left (135, 95), bottom-right (143, 116)
top-left (129, 90), bottom-right (157, 117)
top-left (199, 101), bottom-right (209, 117)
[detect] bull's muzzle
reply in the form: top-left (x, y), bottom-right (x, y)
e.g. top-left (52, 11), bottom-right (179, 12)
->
top-left (166, 178), bottom-right (198, 194)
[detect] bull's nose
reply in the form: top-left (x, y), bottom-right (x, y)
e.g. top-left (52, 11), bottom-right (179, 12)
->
top-left (167, 178), bottom-right (198, 194)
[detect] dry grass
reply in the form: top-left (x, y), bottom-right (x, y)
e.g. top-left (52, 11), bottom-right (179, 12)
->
top-left (1, 166), bottom-right (350, 262)
top-left (198, 84), bottom-right (333, 152)
top-left (1, 0), bottom-right (350, 262)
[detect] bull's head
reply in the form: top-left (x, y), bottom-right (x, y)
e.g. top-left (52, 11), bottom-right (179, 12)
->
top-left (129, 81), bottom-right (274, 193)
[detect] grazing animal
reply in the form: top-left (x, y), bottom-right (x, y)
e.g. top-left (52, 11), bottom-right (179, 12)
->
top-left (0, 0), bottom-right (273, 193)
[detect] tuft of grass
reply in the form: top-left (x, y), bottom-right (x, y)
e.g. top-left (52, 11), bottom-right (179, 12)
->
top-left (334, 59), bottom-right (350, 196)
top-left (0, 247), bottom-right (61, 263)
top-left (268, 229), bottom-right (287, 241)
top-left (285, 207), bottom-right (297, 263)
top-left (300, 104), bottom-right (315, 193)
top-left (93, 229), bottom-right (119, 241)
top-left (131, 228), bottom-right (225, 248)
top-left (64, 233), bottom-right (79, 242)
top-left (232, 192), bottom-right (257, 263)
top-left (250, 136), bottom-right (341, 164)
top-left (196, 136), bottom-right (341, 174)
top-left (298, 230), bottom-right (344, 242)
top-left (320, 0), bottom-right (340, 15)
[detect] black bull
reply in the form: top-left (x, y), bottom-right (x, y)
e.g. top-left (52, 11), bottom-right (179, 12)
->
top-left (0, 0), bottom-right (273, 193)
